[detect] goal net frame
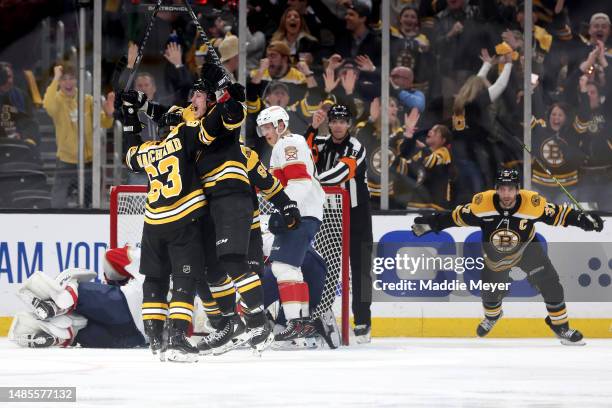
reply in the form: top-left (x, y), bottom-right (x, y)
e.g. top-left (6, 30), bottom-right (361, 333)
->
top-left (110, 185), bottom-right (351, 346)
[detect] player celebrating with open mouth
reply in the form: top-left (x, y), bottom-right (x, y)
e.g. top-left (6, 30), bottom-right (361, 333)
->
top-left (412, 169), bottom-right (604, 345)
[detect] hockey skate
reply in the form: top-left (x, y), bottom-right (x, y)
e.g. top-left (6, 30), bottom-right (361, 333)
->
top-left (271, 334), bottom-right (319, 350)
top-left (197, 315), bottom-right (248, 356)
top-left (476, 312), bottom-right (503, 337)
top-left (274, 318), bottom-right (316, 342)
top-left (18, 289), bottom-right (66, 320)
top-left (545, 316), bottom-right (586, 346)
top-left (353, 324), bottom-right (371, 344)
top-left (166, 322), bottom-right (199, 363)
top-left (248, 318), bottom-right (274, 356)
top-left (144, 320), bottom-right (167, 361)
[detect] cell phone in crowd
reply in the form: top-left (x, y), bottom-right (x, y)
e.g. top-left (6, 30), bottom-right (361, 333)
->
top-left (531, 73), bottom-right (539, 86)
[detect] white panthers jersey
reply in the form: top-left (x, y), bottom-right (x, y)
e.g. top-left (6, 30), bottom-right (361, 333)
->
top-left (270, 133), bottom-right (325, 221)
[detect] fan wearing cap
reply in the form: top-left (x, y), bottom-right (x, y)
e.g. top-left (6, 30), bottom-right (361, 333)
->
top-left (248, 41), bottom-right (310, 106)
top-left (306, 104), bottom-right (373, 342)
top-left (246, 78), bottom-right (324, 157)
top-left (219, 34), bottom-right (239, 82)
top-left (412, 169), bottom-right (604, 345)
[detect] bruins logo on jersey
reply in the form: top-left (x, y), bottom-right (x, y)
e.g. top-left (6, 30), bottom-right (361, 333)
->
top-left (540, 138), bottom-right (565, 168)
top-left (371, 147), bottom-right (395, 175)
top-left (490, 229), bottom-right (520, 253)
top-left (474, 193), bottom-right (483, 205)
top-left (531, 194), bottom-right (541, 207)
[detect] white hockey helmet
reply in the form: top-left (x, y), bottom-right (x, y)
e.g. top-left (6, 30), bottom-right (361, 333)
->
top-left (256, 105), bottom-right (290, 132)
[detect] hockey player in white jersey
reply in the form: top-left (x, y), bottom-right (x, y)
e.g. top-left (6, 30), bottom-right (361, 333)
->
top-left (256, 105), bottom-right (326, 341)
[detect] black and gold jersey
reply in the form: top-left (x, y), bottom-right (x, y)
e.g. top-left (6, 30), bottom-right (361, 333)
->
top-left (439, 189), bottom-right (581, 271)
top-left (241, 145), bottom-right (290, 231)
top-left (531, 118), bottom-right (582, 187)
top-left (196, 101), bottom-right (251, 197)
top-left (125, 121), bottom-right (206, 231)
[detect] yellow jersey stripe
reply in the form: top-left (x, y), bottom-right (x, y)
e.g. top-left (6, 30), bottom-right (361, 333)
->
top-left (145, 189), bottom-right (205, 214)
top-left (144, 200), bottom-right (206, 225)
top-left (169, 302), bottom-right (194, 310)
top-left (142, 302), bottom-right (168, 309)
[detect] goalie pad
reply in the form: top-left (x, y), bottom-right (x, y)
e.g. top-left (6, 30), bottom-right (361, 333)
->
top-left (9, 312), bottom-right (87, 348)
top-left (21, 272), bottom-right (63, 301)
top-left (103, 246), bottom-right (141, 284)
top-left (21, 272), bottom-right (79, 311)
top-left (55, 268), bottom-right (97, 286)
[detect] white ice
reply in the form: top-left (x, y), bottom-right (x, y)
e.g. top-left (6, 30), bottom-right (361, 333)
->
top-left (1, 338), bottom-right (611, 408)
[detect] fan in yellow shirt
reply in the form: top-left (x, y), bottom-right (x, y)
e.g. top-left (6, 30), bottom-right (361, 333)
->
top-left (43, 64), bottom-right (114, 207)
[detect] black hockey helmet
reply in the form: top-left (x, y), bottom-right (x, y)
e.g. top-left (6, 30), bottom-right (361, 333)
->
top-left (495, 168), bottom-right (520, 189)
top-left (327, 104), bottom-right (351, 122)
top-left (191, 77), bottom-right (217, 105)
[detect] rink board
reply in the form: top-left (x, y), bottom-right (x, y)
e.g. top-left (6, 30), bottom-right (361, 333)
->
top-left (1, 213), bottom-right (611, 337)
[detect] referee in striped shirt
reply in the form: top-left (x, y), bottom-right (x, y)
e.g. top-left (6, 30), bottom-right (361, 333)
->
top-left (305, 104), bottom-right (373, 343)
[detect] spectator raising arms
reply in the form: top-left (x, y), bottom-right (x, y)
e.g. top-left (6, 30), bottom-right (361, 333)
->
top-left (248, 41), bottom-right (308, 105)
top-left (354, 97), bottom-right (407, 209)
top-left (43, 65), bottom-right (114, 208)
top-left (451, 48), bottom-right (514, 202)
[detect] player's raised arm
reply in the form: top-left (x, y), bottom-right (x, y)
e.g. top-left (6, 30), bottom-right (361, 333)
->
top-left (412, 198), bottom-right (481, 236)
top-left (536, 200), bottom-right (604, 232)
top-left (195, 63), bottom-right (247, 145)
top-left (121, 90), bottom-right (146, 172)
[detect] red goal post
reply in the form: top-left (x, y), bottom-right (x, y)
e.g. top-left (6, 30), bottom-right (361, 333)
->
top-left (110, 185), bottom-right (351, 346)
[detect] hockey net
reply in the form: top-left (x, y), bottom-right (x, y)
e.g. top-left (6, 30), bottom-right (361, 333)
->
top-left (110, 185), bottom-right (351, 345)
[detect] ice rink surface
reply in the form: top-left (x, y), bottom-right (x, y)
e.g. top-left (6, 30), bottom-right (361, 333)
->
top-left (1, 337), bottom-right (611, 408)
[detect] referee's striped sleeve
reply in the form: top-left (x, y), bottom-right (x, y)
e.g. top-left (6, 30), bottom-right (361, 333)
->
top-left (317, 142), bottom-right (365, 185)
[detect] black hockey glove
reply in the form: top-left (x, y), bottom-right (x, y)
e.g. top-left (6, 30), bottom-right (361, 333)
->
top-left (268, 212), bottom-right (287, 234)
top-left (159, 110), bottom-right (183, 128)
top-left (576, 212), bottom-right (604, 232)
top-left (121, 105), bottom-right (143, 134)
top-left (412, 212), bottom-right (441, 236)
top-left (121, 90), bottom-right (148, 109)
top-left (201, 63), bottom-right (230, 93)
top-left (282, 201), bottom-right (301, 230)
top-left (227, 82), bottom-right (246, 102)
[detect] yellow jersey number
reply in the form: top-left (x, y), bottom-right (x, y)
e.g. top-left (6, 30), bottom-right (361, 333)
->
top-left (145, 156), bottom-right (182, 203)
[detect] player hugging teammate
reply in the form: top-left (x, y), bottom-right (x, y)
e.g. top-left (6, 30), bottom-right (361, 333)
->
top-left (413, 169), bottom-right (604, 345)
top-left (120, 59), bottom-right (288, 361)
top-left (118, 50), bottom-right (337, 359)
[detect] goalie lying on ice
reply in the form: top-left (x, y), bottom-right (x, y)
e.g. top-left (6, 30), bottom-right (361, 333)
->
top-left (9, 247), bottom-right (148, 349)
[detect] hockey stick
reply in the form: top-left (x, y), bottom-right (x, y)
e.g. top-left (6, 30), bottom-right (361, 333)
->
top-left (181, 0), bottom-right (230, 78)
top-left (123, 0), bottom-right (164, 92)
top-left (496, 118), bottom-right (600, 226)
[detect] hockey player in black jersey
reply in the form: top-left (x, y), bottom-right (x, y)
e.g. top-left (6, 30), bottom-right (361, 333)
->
top-left (196, 145), bottom-right (302, 354)
top-left (412, 169), bottom-right (604, 345)
top-left (185, 63), bottom-right (277, 353)
top-left (121, 90), bottom-right (207, 362)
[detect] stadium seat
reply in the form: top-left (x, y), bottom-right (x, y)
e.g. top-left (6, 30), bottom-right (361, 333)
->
top-left (0, 142), bottom-right (39, 164)
top-left (0, 161), bottom-right (44, 173)
top-left (0, 171), bottom-right (48, 205)
top-left (11, 193), bottom-right (52, 209)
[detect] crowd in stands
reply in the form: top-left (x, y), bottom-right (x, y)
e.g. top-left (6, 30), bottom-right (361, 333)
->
top-left (1, 0), bottom-right (611, 211)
